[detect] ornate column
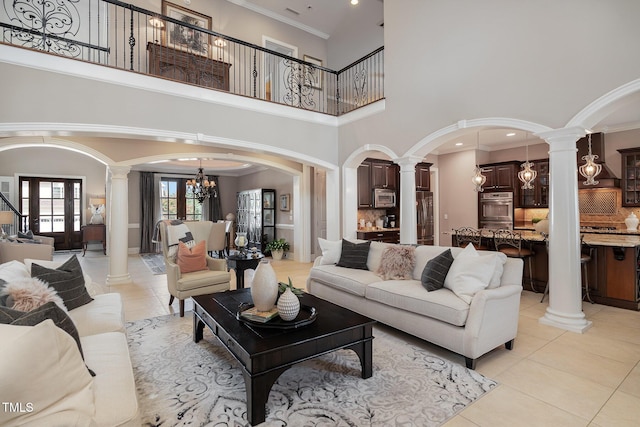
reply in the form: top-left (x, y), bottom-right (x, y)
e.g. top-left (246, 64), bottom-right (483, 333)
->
top-left (396, 156), bottom-right (421, 244)
top-left (537, 127), bottom-right (592, 333)
top-left (106, 165), bottom-right (132, 286)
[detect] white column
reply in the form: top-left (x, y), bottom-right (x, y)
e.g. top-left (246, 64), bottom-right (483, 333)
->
top-left (396, 157), bottom-right (421, 244)
top-left (106, 165), bottom-right (132, 286)
top-left (537, 127), bottom-right (592, 333)
top-left (292, 167), bottom-right (312, 263)
top-left (326, 167), bottom-right (341, 241)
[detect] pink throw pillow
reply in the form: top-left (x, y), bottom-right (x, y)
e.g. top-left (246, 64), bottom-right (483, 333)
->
top-left (2, 277), bottom-right (67, 312)
top-left (177, 241), bottom-right (207, 273)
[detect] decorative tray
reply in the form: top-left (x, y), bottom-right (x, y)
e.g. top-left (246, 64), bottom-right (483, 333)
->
top-left (236, 303), bottom-right (317, 329)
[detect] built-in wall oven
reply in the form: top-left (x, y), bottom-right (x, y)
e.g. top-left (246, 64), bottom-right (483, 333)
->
top-left (479, 192), bottom-right (514, 230)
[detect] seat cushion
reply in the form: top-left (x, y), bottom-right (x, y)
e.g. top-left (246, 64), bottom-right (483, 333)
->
top-left (309, 264), bottom-right (381, 297)
top-left (68, 293), bottom-right (125, 337)
top-left (81, 332), bottom-right (140, 427)
top-left (365, 280), bottom-right (470, 326)
top-left (177, 269), bottom-right (230, 291)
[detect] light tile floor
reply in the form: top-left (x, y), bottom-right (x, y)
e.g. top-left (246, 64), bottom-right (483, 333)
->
top-left (65, 250), bottom-right (640, 427)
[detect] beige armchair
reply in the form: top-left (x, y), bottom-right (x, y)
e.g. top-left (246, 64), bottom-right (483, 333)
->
top-left (159, 221), bottom-right (231, 316)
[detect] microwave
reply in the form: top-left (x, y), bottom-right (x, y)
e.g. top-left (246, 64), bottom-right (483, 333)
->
top-left (373, 188), bottom-right (396, 208)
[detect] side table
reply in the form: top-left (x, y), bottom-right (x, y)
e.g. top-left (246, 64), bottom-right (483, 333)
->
top-left (226, 252), bottom-right (264, 289)
top-left (81, 224), bottom-right (106, 256)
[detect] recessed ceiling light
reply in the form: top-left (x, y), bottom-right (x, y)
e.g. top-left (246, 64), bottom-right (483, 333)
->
top-left (455, 142), bottom-right (463, 146)
top-left (351, 0), bottom-right (359, 5)
top-left (506, 132), bottom-right (516, 137)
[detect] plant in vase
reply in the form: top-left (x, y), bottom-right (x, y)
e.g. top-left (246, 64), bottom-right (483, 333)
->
top-left (277, 277), bottom-right (302, 321)
top-left (265, 238), bottom-right (290, 260)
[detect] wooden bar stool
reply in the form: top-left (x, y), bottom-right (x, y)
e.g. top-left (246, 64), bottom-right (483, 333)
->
top-left (494, 229), bottom-right (535, 291)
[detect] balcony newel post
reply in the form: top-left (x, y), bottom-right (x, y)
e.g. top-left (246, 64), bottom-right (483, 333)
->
top-left (253, 49), bottom-right (257, 98)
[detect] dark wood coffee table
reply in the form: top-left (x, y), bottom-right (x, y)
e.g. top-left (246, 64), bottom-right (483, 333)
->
top-left (192, 288), bottom-right (375, 426)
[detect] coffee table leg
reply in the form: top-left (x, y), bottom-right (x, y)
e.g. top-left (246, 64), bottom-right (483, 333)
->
top-left (242, 368), bottom-right (286, 426)
top-left (346, 338), bottom-right (373, 379)
top-left (193, 316), bottom-right (205, 343)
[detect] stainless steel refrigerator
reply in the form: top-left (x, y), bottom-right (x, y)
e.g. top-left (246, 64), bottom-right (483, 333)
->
top-left (417, 191), bottom-right (434, 245)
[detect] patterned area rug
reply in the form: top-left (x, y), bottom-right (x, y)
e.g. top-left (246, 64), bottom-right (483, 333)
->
top-left (139, 253), bottom-right (166, 275)
top-left (127, 314), bottom-right (497, 427)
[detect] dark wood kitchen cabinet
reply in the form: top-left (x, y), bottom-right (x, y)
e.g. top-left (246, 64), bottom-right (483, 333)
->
top-left (357, 161), bottom-right (373, 208)
top-left (618, 147), bottom-right (640, 206)
top-left (357, 229), bottom-right (400, 243)
top-left (480, 162), bottom-right (519, 191)
top-left (371, 160), bottom-right (398, 189)
top-left (358, 158), bottom-right (399, 208)
top-left (519, 159), bottom-right (549, 207)
top-left (415, 162), bottom-right (431, 190)
top-left (147, 42), bottom-right (231, 91)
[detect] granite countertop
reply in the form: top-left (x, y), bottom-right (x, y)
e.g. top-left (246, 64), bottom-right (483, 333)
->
top-left (357, 227), bottom-right (400, 233)
top-left (481, 228), bottom-right (640, 247)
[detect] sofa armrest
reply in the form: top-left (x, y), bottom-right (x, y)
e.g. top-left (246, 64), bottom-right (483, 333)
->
top-left (0, 241), bottom-right (54, 264)
top-left (206, 257), bottom-right (227, 271)
top-left (34, 235), bottom-right (55, 247)
top-left (463, 284), bottom-right (523, 358)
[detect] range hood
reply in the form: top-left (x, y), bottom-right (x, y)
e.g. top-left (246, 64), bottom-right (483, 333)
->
top-left (576, 132), bottom-right (620, 188)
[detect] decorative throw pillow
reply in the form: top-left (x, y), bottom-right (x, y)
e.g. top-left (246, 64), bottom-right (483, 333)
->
top-left (177, 240), bottom-right (208, 273)
top-left (31, 255), bottom-right (93, 311)
top-left (444, 244), bottom-right (498, 304)
top-left (336, 239), bottom-right (371, 270)
top-left (318, 238), bottom-right (342, 265)
top-left (377, 245), bottom-right (416, 280)
top-left (421, 249), bottom-right (454, 291)
top-left (17, 230), bottom-right (34, 240)
top-left (0, 277), bottom-right (66, 312)
top-left (0, 302), bottom-right (94, 376)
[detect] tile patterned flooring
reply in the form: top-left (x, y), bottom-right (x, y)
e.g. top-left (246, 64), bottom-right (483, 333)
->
top-left (66, 251), bottom-right (640, 426)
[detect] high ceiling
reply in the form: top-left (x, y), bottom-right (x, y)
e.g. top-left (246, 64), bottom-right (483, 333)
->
top-left (135, 0), bottom-right (640, 170)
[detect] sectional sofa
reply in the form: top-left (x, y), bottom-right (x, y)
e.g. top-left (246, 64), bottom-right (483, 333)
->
top-left (0, 258), bottom-right (140, 426)
top-left (307, 240), bottom-right (524, 369)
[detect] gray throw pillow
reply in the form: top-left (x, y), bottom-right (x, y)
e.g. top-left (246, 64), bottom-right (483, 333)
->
top-left (31, 255), bottom-right (93, 310)
top-left (0, 278), bottom-right (7, 306)
top-left (0, 302), bottom-right (95, 376)
top-left (421, 249), bottom-right (454, 291)
top-left (336, 239), bottom-right (371, 270)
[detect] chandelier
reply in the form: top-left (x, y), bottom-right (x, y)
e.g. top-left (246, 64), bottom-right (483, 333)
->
top-left (518, 138), bottom-right (537, 190)
top-left (187, 161), bottom-right (217, 204)
top-left (579, 133), bottom-right (602, 186)
top-left (472, 132), bottom-right (486, 192)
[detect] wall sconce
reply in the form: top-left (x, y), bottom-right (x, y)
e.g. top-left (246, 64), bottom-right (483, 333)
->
top-left (89, 198), bottom-right (106, 224)
top-left (148, 17), bottom-right (165, 28)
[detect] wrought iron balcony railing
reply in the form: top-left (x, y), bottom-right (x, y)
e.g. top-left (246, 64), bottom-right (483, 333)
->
top-left (0, 0), bottom-right (384, 115)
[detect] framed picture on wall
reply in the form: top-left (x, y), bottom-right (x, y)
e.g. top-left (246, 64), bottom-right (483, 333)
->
top-left (280, 194), bottom-right (290, 211)
top-left (303, 55), bottom-right (322, 90)
top-left (162, 1), bottom-right (211, 56)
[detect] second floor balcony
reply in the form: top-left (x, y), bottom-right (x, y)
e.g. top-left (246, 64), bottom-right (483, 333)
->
top-left (0, 0), bottom-right (384, 116)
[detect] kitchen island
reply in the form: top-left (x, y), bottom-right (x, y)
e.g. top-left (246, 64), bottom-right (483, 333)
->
top-left (487, 230), bottom-right (640, 311)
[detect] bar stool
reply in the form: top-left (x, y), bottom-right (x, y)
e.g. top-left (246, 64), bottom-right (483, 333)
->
top-left (453, 227), bottom-right (490, 250)
top-left (494, 229), bottom-right (535, 291)
top-left (541, 235), bottom-right (594, 303)
top-left (581, 240), bottom-right (595, 304)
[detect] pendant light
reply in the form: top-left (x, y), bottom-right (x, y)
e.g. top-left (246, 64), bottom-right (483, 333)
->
top-left (472, 132), bottom-right (486, 192)
top-left (579, 133), bottom-right (602, 186)
top-left (518, 133), bottom-right (537, 190)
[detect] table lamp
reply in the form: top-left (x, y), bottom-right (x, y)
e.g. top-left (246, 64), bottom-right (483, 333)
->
top-left (0, 210), bottom-right (13, 240)
top-left (89, 198), bottom-right (106, 224)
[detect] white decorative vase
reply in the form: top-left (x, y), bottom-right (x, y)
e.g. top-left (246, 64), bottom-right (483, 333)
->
top-left (271, 249), bottom-right (284, 260)
top-left (625, 212), bottom-right (639, 231)
top-left (250, 260), bottom-right (278, 312)
top-left (277, 288), bottom-right (300, 321)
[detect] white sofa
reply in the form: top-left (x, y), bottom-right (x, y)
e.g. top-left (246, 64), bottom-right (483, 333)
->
top-left (307, 242), bottom-right (524, 369)
top-left (0, 260), bottom-right (140, 427)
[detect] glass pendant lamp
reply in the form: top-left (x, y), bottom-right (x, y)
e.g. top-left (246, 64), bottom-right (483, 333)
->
top-left (579, 133), bottom-right (602, 186)
top-left (472, 132), bottom-right (486, 192)
top-left (518, 135), bottom-right (537, 189)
